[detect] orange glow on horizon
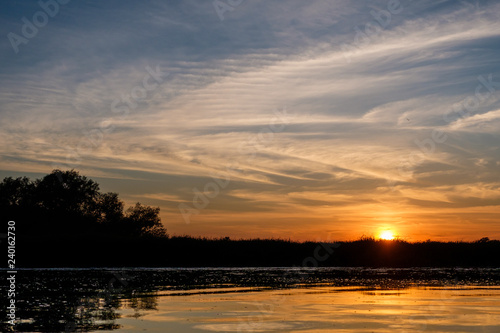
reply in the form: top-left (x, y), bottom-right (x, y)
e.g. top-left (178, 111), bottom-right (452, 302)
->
top-left (379, 230), bottom-right (395, 240)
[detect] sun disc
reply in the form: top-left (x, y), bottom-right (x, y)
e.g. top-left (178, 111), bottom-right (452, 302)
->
top-left (379, 230), bottom-right (394, 240)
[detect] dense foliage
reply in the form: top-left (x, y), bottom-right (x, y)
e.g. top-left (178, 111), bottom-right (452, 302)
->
top-left (1, 170), bottom-right (498, 268)
top-left (0, 169), bottom-right (167, 238)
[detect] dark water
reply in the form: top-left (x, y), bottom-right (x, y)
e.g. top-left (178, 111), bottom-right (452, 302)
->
top-left (1, 268), bottom-right (499, 332)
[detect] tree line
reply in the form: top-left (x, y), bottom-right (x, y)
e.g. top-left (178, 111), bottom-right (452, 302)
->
top-left (1, 170), bottom-right (498, 268)
top-left (0, 169), bottom-right (167, 238)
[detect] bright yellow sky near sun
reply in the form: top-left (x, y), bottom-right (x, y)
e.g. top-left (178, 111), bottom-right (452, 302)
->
top-left (2, 1), bottom-right (500, 243)
top-left (160, 199), bottom-right (498, 242)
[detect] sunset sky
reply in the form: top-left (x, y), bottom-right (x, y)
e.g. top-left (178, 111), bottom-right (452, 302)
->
top-left (1, 0), bottom-right (499, 241)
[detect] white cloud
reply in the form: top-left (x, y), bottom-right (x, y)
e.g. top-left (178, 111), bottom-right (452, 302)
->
top-left (1, 0), bottom-right (500, 239)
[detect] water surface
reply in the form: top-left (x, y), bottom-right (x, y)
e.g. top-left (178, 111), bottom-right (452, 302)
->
top-left (1, 268), bottom-right (499, 332)
top-left (118, 285), bottom-right (500, 333)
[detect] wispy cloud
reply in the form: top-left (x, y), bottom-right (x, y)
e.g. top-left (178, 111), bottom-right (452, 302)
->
top-left (1, 0), bottom-right (499, 240)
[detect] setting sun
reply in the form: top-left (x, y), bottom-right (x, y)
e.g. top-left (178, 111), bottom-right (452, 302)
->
top-left (379, 230), bottom-right (395, 240)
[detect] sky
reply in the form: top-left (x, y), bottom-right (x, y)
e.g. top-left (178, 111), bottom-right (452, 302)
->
top-left (1, 0), bottom-right (499, 241)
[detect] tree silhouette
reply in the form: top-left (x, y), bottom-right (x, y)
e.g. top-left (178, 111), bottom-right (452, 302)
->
top-left (99, 192), bottom-right (124, 224)
top-left (0, 170), bottom-right (167, 238)
top-left (0, 176), bottom-right (34, 207)
top-left (2, 171), bottom-right (499, 268)
top-left (125, 203), bottom-right (167, 238)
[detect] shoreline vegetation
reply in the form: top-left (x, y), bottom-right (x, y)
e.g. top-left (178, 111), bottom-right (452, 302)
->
top-left (1, 170), bottom-right (499, 268)
top-left (12, 234), bottom-right (500, 268)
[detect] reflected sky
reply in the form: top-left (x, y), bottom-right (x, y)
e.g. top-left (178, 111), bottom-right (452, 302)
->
top-left (117, 286), bottom-right (500, 333)
top-left (2, 268), bottom-right (498, 332)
